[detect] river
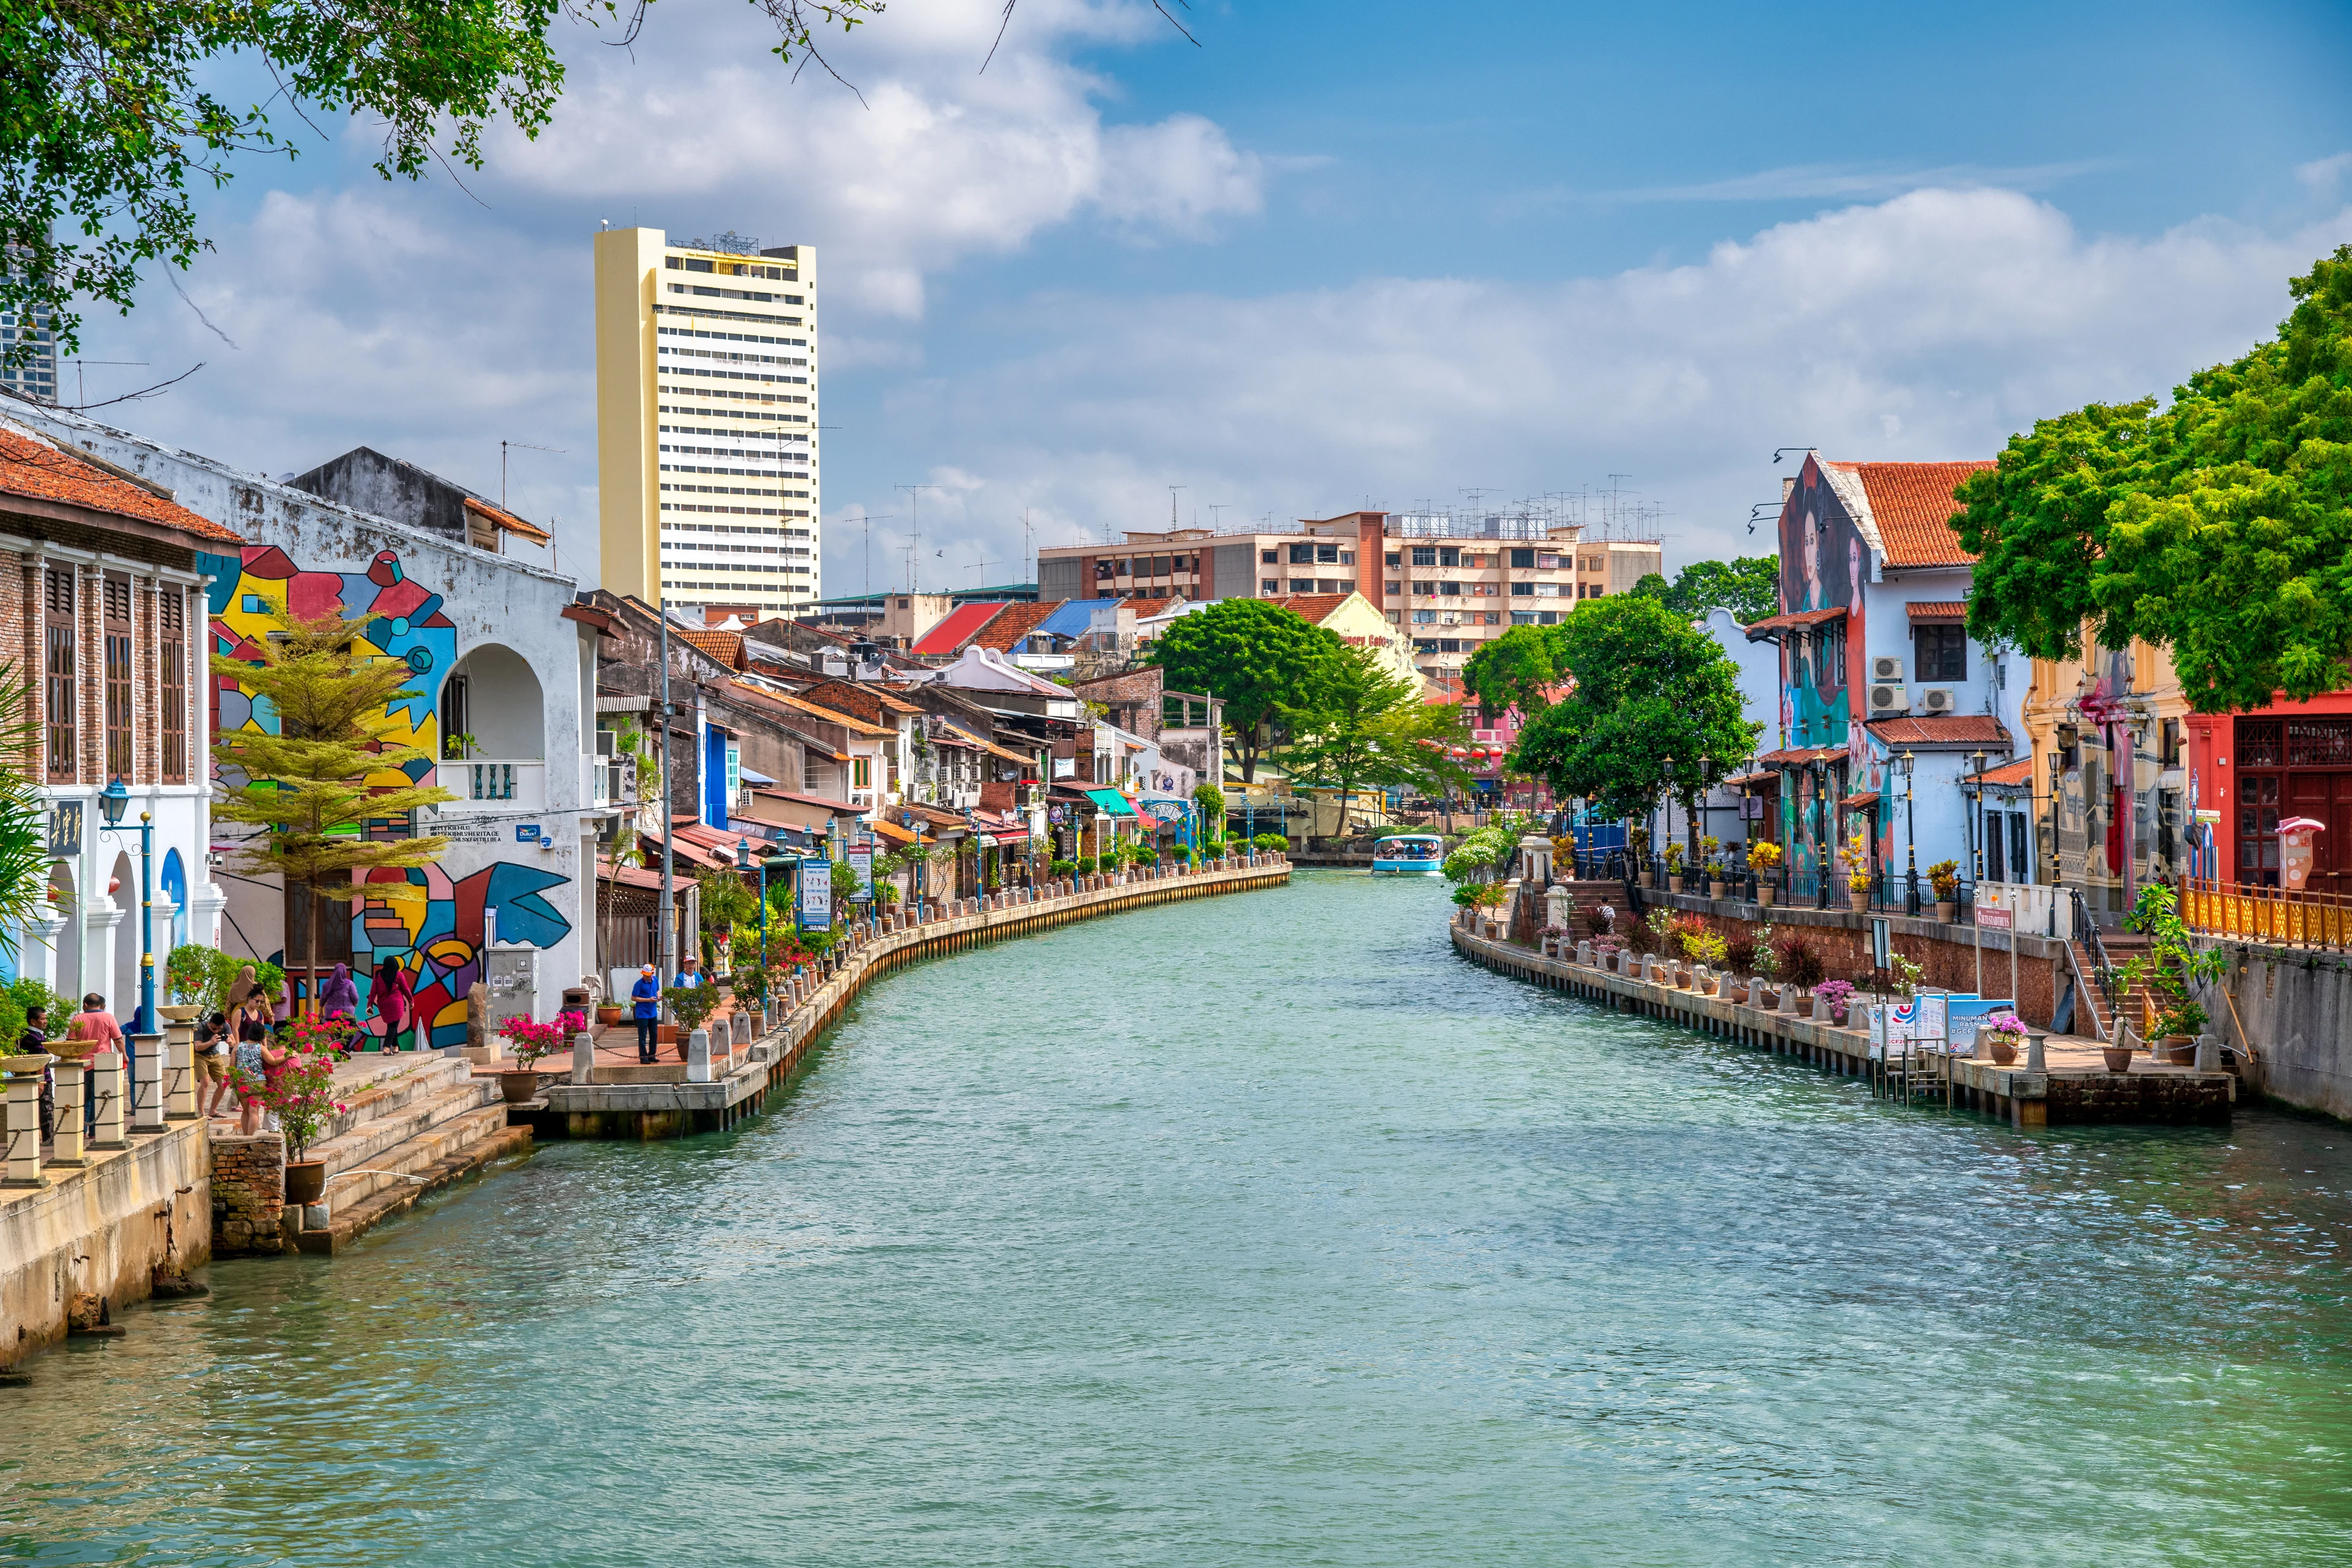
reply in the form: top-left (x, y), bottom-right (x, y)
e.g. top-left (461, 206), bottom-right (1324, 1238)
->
top-left (5, 870), bottom-right (2351, 1565)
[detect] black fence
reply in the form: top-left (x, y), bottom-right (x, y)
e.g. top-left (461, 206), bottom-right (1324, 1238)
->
top-left (1562, 850), bottom-right (1985, 923)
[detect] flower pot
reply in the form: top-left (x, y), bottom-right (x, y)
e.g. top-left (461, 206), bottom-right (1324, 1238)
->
top-left (1934, 900), bottom-right (1955, 923)
top-left (1757, 886), bottom-right (1774, 907)
top-left (596, 1005), bottom-right (622, 1027)
top-left (1847, 888), bottom-right (1869, 910)
top-left (1667, 876), bottom-right (1683, 893)
top-left (1988, 1036), bottom-right (2020, 1066)
top-left (658, 1023), bottom-right (679, 1046)
top-left (500, 1069), bottom-right (541, 1104)
top-left (0, 1052), bottom-right (53, 1077)
top-left (2100, 1046), bottom-right (2135, 1073)
top-left (159, 1003), bottom-right (203, 1023)
top-left (284, 1159), bottom-right (326, 1205)
top-left (1708, 880), bottom-right (1727, 899)
top-left (2158, 1036), bottom-right (2198, 1066)
top-left (1639, 873), bottom-right (1654, 889)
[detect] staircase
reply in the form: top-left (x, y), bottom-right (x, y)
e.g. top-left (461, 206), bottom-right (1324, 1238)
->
top-left (2070, 930), bottom-right (2154, 1043)
top-left (293, 1054), bottom-right (526, 1255)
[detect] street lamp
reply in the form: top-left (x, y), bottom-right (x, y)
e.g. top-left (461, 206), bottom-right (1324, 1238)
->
top-left (97, 777), bottom-right (156, 1037)
top-left (1898, 748), bottom-right (1917, 914)
top-left (1967, 749), bottom-right (1988, 889)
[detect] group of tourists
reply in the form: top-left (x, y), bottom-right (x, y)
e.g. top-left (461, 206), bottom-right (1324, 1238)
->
top-left (628, 955), bottom-right (705, 1064)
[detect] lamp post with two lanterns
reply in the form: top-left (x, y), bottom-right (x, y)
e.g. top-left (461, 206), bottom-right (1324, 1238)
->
top-left (97, 777), bottom-right (156, 1038)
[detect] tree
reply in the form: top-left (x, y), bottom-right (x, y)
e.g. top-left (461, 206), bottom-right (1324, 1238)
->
top-left (211, 602), bottom-right (455, 1008)
top-left (1460, 625), bottom-right (1558, 720)
top-left (0, 0), bottom-right (884, 368)
top-left (1956, 245), bottom-right (2352, 712)
top-left (0, 666), bottom-right (49, 953)
top-left (1280, 644), bottom-right (1469, 835)
top-left (1632, 557), bottom-right (1780, 624)
top-left (1141, 597), bottom-right (1342, 783)
top-left (1510, 597), bottom-right (1757, 856)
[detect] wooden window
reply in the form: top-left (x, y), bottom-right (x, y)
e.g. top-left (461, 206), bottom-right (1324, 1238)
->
top-left (852, 756), bottom-right (872, 790)
top-left (160, 589), bottom-right (187, 783)
top-left (103, 574), bottom-right (132, 781)
top-left (1913, 624), bottom-right (1967, 682)
top-left (42, 567), bottom-right (74, 783)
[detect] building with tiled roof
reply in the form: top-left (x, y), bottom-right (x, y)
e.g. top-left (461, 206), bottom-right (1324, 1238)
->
top-left (970, 598), bottom-right (1065, 655)
top-left (1268, 590), bottom-right (1419, 683)
top-left (1739, 452), bottom-right (2030, 899)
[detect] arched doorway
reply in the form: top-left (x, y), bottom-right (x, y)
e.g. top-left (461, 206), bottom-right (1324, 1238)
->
top-left (45, 861), bottom-right (77, 998)
top-left (160, 848), bottom-right (188, 953)
top-left (108, 850), bottom-right (135, 1017)
top-left (440, 643), bottom-right (546, 805)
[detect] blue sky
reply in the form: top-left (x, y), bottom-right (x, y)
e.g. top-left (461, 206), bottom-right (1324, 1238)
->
top-left (53, 0), bottom-right (2352, 594)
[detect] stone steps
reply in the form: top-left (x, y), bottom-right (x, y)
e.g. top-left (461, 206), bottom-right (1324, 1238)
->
top-left (301, 1054), bottom-right (512, 1232)
top-left (296, 1122), bottom-right (530, 1256)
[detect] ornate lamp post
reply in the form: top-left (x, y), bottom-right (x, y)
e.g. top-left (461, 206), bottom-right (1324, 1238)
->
top-left (1967, 748), bottom-right (1989, 893)
top-left (97, 777), bottom-right (155, 1036)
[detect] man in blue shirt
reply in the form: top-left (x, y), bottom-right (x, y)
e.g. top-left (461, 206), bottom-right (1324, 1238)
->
top-left (630, 966), bottom-right (662, 1063)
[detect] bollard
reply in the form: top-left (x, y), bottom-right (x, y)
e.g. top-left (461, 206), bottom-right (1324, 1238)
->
top-left (3, 1068), bottom-right (45, 1188)
top-left (686, 1028), bottom-right (712, 1084)
top-left (733, 1013), bottom-right (752, 1049)
top-left (131, 1034), bottom-right (165, 1133)
top-left (571, 1030), bottom-right (595, 1085)
top-left (1776, 986), bottom-right (1796, 1015)
top-left (1810, 992), bottom-right (1831, 1023)
top-left (2026, 1031), bottom-right (2047, 1073)
top-left (165, 1022), bottom-right (197, 1120)
top-left (2194, 1033), bottom-right (2221, 1073)
top-left (88, 1050), bottom-right (127, 1149)
top-left (1577, 941), bottom-right (1594, 966)
top-left (48, 1060), bottom-right (86, 1167)
top-left (1747, 978), bottom-right (1766, 1008)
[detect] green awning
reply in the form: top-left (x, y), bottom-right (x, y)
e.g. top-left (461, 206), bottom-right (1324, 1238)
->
top-left (1084, 788), bottom-right (1138, 818)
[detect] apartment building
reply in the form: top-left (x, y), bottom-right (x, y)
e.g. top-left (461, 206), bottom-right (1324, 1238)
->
top-left (595, 226), bottom-right (819, 620)
top-left (1036, 510), bottom-right (1659, 680)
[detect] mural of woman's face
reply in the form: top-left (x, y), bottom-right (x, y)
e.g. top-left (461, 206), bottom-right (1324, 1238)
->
top-left (1801, 512), bottom-right (1821, 607)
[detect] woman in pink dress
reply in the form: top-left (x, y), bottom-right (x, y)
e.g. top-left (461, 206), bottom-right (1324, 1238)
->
top-left (374, 956), bottom-right (417, 1051)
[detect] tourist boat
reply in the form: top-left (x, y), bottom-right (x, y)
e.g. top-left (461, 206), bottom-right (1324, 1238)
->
top-left (1371, 832), bottom-right (1444, 875)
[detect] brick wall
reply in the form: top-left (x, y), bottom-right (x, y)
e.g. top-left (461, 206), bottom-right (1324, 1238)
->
top-left (211, 1133), bottom-right (287, 1254)
top-left (1070, 667), bottom-right (1164, 740)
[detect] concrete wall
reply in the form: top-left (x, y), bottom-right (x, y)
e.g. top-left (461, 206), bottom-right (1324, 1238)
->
top-left (0, 1121), bottom-right (209, 1362)
top-left (2195, 947), bottom-right (2352, 1121)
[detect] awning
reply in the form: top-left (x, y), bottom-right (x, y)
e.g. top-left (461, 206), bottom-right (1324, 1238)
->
top-left (1743, 605), bottom-right (1846, 642)
top-left (1905, 600), bottom-right (1967, 622)
top-left (1084, 788), bottom-right (1139, 818)
top-left (1840, 791), bottom-right (1880, 810)
top-left (739, 766), bottom-right (775, 786)
top-left (871, 818), bottom-right (916, 845)
top-left (1722, 769), bottom-right (1777, 789)
top-left (1755, 745), bottom-right (1847, 767)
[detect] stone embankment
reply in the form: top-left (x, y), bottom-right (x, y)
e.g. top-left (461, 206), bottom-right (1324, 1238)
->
top-left (514, 856), bottom-right (1292, 1140)
top-left (1452, 915), bottom-right (2235, 1128)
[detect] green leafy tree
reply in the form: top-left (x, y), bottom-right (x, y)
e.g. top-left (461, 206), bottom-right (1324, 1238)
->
top-left (211, 603), bottom-right (455, 1007)
top-left (1460, 625), bottom-right (1558, 720)
top-left (1957, 246), bottom-right (2352, 711)
top-left (1632, 557), bottom-right (1781, 624)
top-left (1281, 644), bottom-right (1471, 835)
top-left (1142, 597), bottom-right (1343, 783)
top-left (1, 0), bottom-right (886, 368)
top-left (1510, 597), bottom-right (1757, 854)
top-left (0, 665), bottom-right (51, 957)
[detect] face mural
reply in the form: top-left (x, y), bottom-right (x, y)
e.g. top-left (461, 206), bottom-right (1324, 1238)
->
top-left (205, 545), bottom-right (571, 1044)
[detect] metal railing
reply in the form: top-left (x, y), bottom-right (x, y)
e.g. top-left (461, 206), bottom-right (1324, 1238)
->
top-left (2180, 875), bottom-right (2352, 951)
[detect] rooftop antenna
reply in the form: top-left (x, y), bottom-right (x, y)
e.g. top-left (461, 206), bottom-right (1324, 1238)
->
top-left (970, 554), bottom-right (1001, 587)
top-left (1207, 503), bottom-right (1229, 531)
top-left (500, 439), bottom-right (564, 508)
top-left (1168, 483), bottom-right (1186, 530)
top-left (64, 360), bottom-right (145, 407)
top-left (896, 482), bottom-right (940, 594)
top-left (1022, 506), bottom-right (1033, 586)
top-left (856, 511), bottom-right (899, 597)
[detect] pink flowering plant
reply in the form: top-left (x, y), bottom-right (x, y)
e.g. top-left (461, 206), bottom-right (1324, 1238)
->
top-left (1816, 978), bottom-right (1856, 1025)
top-left (288, 1011), bottom-right (357, 1057)
top-left (257, 1049), bottom-right (345, 1163)
top-left (1987, 1012), bottom-right (2029, 1043)
top-left (499, 1010), bottom-right (587, 1069)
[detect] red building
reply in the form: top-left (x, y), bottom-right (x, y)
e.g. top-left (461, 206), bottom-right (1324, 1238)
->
top-left (2187, 693), bottom-right (2352, 893)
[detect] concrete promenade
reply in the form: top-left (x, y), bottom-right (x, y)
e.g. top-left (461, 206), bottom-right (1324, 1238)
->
top-left (514, 855), bottom-right (1293, 1140)
top-left (1451, 918), bottom-right (2236, 1127)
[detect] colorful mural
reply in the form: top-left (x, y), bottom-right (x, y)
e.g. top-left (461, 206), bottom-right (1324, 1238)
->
top-left (203, 545), bottom-right (572, 1043)
top-left (1773, 461), bottom-right (1890, 884)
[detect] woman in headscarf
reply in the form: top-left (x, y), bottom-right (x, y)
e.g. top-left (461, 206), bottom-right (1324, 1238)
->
top-left (319, 962), bottom-right (359, 1020)
top-left (224, 963), bottom-right (258, 1019)
top-left (374, 955), bottom-right (416, 1052)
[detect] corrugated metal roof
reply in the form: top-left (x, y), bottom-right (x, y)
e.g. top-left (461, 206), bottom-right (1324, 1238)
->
top-left (911, 600), bottom-right (1009, 656)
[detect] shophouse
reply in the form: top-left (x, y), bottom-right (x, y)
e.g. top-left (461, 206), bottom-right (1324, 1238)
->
top-left (1740, 456), bottom-right (2029, 899)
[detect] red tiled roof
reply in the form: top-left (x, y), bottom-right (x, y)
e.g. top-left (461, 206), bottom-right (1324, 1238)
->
top-left (971, 599), bottom-right (1063, 652)
top-left (676, 628), bottom-right (746, 668)
top-left (1864, 715), bottom-right (2010, 747)
top-left (598, 856), bottom-right (664, 891)
top-left (1905, 600), bottom-right (1967, 622)
top-left (1126, 595), bottom-right (1185, 618)
top-left (1755, 746), bottom-right (1848, 766)
top-left (1843, 461), bottom-right (1991, 568)
top-left (1270, 593), bottom-right (1351, 625)
top-left (1977, 757), bottom-right (2035, 788)
top-left (1841, 791), bottom-right (1880, 810)
top-left (1744, 605), bottom-right (1846, 639)
top-left (911, 601), bottom-right (1009, 657)
top-left (462, 494), bottom-right (551, 544)
top-left (0, 422), bottom-right (243, 544)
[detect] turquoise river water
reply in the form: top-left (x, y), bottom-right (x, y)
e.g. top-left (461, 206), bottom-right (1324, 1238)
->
top-left (5, 870), bottom-right (2352, 1566)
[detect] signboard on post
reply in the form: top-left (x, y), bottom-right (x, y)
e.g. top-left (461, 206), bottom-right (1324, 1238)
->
top-left (848, 839), bottom-right (873, 903)
top-left (1975, 906), bottom-right (2012, 932)
top-left (798, 857), bottom-right (833, 932)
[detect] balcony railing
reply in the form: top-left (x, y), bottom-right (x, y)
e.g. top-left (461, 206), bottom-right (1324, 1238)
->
top-left (2180, 875), bottom-right (2352, 950)
top-left (439, 758), bottom-right (545, 812)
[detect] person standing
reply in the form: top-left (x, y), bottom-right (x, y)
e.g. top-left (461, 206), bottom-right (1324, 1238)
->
top-left (18, 1004), bottom-right (50, 1142)
top-left (670, 956), bottom-right (704, 1061)
top-left (374, 956), bottom-right (415, 1052)
top-left (630, 965), bottom-right (662, 1064)
top-left (194, 1011), bottom-right (235, 1120)
top-left (66, 994), bottom-right (124, 1137)
top-left (318, 962), bottom-right (358, 1022)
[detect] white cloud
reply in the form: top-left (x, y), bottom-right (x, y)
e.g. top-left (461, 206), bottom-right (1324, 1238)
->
top-left (839, 187), bottom-right (2352, 583)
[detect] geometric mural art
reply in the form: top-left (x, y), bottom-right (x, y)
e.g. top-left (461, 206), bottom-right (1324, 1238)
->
top-left (202, 545), bottom-right (571, 1043)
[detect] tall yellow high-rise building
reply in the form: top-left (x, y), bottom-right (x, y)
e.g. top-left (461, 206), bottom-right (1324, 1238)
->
top-left (595, 226), bottom-right (820, 618)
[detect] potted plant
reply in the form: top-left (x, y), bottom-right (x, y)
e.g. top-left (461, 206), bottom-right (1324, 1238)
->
top-left (162, 944), bottom-right (217, 1023)
top-left (1816, 979), bottom-right (1856, 1027)
top-left (2116, 885), bottom-right (2228, 1065)
top-left (2154, 1000), bottom-right (2206, 1064)
top-left (663, 982), bottom-right (723, 1058)
top-left (735, 962), bottom-right (772, 1032)
top-left (1700, 835), bottom-right (1725, 899)
top-left (253, 1048), bottom-right (347, 1205)
top-left (1664, 840), bottom-right (1684, 892)
top-left (1746, 840), bottom-right (1782, 906)
top-left (1926, 860), bottom-right (1961, 922)
top-left (2100, 1043), bottom-right (2136, 1073)
top-left (1630, 826), bottom-right (1653, 887)
top-left (1984, 1011), bottom-right (2029, 1066)
top-left (497, 1011), bottom-right (579, 1102)
top-left (1838, 829), bottom-right (1872, 910)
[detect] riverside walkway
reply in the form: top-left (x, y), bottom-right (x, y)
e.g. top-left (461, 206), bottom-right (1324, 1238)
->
top-left (1451, 914), bottom-right (2236, 1126)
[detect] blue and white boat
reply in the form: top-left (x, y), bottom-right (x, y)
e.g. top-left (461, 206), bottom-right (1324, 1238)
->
top-left (1371, 832), bottom-right (1444, 875)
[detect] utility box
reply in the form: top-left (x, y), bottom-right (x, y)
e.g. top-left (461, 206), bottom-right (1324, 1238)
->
top-left (486, 945), bottom-right (540, 1018)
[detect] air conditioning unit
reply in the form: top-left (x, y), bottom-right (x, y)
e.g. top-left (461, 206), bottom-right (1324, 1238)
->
top-left (1871, 655), bottom-right (1904, 682)
top-left (1868, 684), bottom-right (1909, 717)
top-left (1919, 687), bottom-right (1959, 714)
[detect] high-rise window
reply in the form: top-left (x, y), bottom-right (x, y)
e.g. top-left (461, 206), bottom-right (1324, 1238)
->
top-left (104, 575), bottom-right (132, 781)
top-left (160, 589), bottom-right (187, 783)
top-left (43, 567), bottom-right (75, 783)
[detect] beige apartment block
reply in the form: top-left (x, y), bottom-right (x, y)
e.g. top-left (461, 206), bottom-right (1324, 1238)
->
top-left (1036, 510), bottom-right (1659, 680)
top-left (595, 225), bottom-right (819, 620)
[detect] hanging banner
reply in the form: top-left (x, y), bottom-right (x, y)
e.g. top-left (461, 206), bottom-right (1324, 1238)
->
top-left (799, 857), bottom-right (833, 932)
top-left (849, 839), bottom-right (873, 903)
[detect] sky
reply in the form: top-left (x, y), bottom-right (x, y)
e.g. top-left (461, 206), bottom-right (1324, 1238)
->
top-left (50, 0), bottom-right (2352, 598)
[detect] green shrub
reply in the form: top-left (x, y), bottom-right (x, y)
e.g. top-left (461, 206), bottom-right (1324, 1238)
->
top-left (1131, 845), bottom-right (1159, 866)
top-left (1251, 833), bottom-right (1286, 852)
top-left (1050, 859), bottom-right (1077, 877)
top-left (1074, 856), bottom-right (1098, 875)
top-left (0, 977), bottom-right (67, 1047)
top-left (663, 984), bottom-right (722, 1036)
